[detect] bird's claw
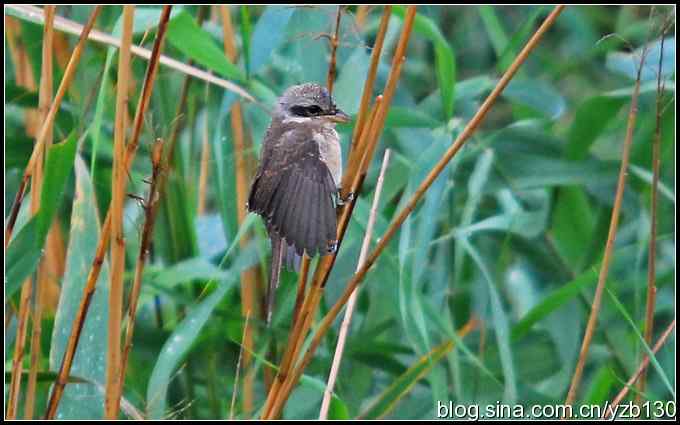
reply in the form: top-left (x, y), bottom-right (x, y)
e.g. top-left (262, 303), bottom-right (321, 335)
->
top-left (336, 190), bottom-right (354, 206)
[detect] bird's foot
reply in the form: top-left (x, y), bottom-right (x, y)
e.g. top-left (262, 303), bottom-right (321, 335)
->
top-left (336, 190), bottom-right (354, 206)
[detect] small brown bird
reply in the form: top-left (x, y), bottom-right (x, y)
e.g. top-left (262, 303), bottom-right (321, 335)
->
top-left (247, 83), bottom-right (350, 325)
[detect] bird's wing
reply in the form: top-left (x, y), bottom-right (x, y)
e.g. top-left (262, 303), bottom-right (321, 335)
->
top-left (248, 129), bottom-right (337, 257)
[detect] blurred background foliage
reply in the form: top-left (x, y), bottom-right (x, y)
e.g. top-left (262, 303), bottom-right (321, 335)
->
top-left (4, 5), bottom-right (676, 419)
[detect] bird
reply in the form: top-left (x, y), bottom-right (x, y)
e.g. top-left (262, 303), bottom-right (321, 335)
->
top-left (247, 83), bottom-right (350, 326)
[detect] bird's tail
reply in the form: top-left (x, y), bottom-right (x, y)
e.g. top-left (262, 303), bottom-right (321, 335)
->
top-left (266, 233), bottom-right (284, 327)
top-left (283, 243), bottom-right (302, 272)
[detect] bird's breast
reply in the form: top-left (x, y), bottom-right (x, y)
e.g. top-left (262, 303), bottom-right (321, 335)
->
top-left (314, 128), bottom-right (342, 187)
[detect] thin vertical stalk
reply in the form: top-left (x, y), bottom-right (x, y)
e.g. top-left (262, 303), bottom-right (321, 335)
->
top-left (355, 5), bottom-right (370, 30)
top-left (197, 81), bottom-right (211, 216)
top-left (25, 5), bottom-right (55, 419)
top-left (638, 31), bottom-right (668, 400)
top-left (564, 45), bottom-right (647, 408)
top-left (230, 311), bottom-right (251, 420)
top-left (319, 149), bottom-right (391, 419)
top-left (349, 6), bottom-right (391, 158)
top-left (291, 255), bottom-right (311, 328)
top-left (104, 6), bottom-right (135, 419)
top-left (4, 15), bottom-right (39, 135)
top-left (6, 279), bottom-right (32, 419)
top-left (326, 6), bottom-right (343, 94)
top-left (116, 140), bottom-right (165, 417)
top-left (220, 5), bottom-right (258, 415)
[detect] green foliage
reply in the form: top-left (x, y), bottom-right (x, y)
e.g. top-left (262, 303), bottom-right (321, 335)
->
top-left (6, 132), bottom-right (78, 297)
top-left (4, 5), bottom-right (675, 420)
top-left (49, 156), bottom-right (110, 419)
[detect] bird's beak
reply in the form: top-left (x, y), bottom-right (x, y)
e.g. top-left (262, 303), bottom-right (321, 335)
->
top-left (327, 109), bottom-right (351, 123)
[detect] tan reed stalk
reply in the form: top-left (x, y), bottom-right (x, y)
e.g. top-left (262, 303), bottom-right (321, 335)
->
top-left (197, 81), bottom-right (211, 216)
top-left (24, 5), bottom-right (55, 418)
top-left (355, 6), bottom-right (370, 30)
top-left (116, 139), bottom-right (165, 417)
top-left (326, 6), bottom-right (343, 94)
top-left (349, 6), bottom-right (391, 159)
top-left (4, 15), bottom-right (39, 135)
top-left (564, 40), bottom-right (646, 408)
top-left (638, 26), bottom-right (669, 400)
top-left (319, 149), bottom-right (391, 419)
top-left (6, 280), bottom-right (32, 419)
top-left (104, 6), bottom-right (135, 419)
top-left (291, 256), bottom-right (311, 330)
top-left (220, 5), bottom-right (259, 414)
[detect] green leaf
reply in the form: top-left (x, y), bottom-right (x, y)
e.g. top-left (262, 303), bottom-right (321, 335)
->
top-left (155, 144), bottom-right (199, 263)
top-left (434, 42), bottom-right (457, 121)
top-left (385, 107), bottom-right (440, 128)
top-left (211, 91), bottom-right (239, 241)
top-left (394, 6), bottom-right (456, 120)
top-left (422, 297), bottom-right (502, 388)
top-left (503, 78), bottom-right (566, 120)
top-left (479, 6), bottom-right (508, 58)
top-left (147, 277), bottom-right (236, 418)
top-left (605, 37), bottom-right (675, 81)
top-left (150, 257), bottom-right (228, 288)
top-left (5, 82), bottom-right (40, 108)
top-left (112, 6), bottom-right (183, 36)
top-left (605, 288), bottom-right (675, 398)
top-left (6, 132), bottom-right (78, 297)
top-left (567, 96), bottom-right (626, 160)
top-left (5, 120), bottom-right (35, 170)
top-left (146, 215), bottom-right (257, 418)
top-left (334, 48), bottom-right (371, 115)
top-left (4, 370), bottom-right (90, 385)
top-left (459, 238), bottom-right (517, 403)
top-left (583, 366), bottom-right (616, 405)
top-left (248, 6), bottom-right (294, 76)
top-left (511, 267), bottom-right (598, 341)
top-left (240, 6), bottom-right (252, 77)
top-left (166, 11), bottom-right (245, 82)
top-left (49, 156), bottom-right (110, 419)
top-left (551, 186), bottom-right (596, 272)
top-left (358, 340), bottom-right (455, 419)
top-left (496, 7), bottom-right (547, 72)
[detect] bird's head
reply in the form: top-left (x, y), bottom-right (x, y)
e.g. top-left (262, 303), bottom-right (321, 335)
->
top-left (277, 83), bottom-right (350, 125)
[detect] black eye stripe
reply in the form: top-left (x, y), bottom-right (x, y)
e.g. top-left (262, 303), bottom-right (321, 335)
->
top-left (291, 105), bottom-right (324, 117)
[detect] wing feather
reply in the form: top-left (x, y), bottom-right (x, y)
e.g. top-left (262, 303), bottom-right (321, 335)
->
top-left (248, 126), bottom-right (338, 257)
